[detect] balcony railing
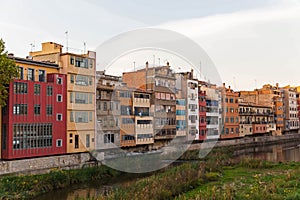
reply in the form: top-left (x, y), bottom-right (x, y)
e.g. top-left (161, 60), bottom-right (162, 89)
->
top-left (154, 134), bottom-right (176, 140)
top-left (136, 124), bottom-right (153, 129)
top-left (136, 138), bottom-right (154, 144)
top-left (134, 98), bottom-right (150, 104)
top-left (121, 140), bottom-right (136, 147)
top-left (239, 111), bottom-right (274, 116)
top-left (176, 130), bottom-right (186, 137)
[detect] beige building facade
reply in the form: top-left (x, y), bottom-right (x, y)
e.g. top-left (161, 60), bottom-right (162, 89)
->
top-left (30, 42), bottom-right (96, 153)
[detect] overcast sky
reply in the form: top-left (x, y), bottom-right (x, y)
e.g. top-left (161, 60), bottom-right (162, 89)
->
top-left (1, 0), bottom-right (300, 90)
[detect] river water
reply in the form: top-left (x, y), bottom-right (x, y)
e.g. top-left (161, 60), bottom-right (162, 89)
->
top-left (34, 141), bottom-right (300, 200)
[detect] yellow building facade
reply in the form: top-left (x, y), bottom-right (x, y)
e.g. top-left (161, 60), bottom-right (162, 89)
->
top-left (30, 42), bottom-right (96, 153)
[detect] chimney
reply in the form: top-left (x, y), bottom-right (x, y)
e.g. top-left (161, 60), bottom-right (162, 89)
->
top-left (276, 83), bottom-right (279, 88)
top-left (223, 83), bottom-right (225, 87)
top-left (166, 61), bottom-right (169, 67)
top-left (146, 61), bottom-right (149, 70)
top-left (190, 69), bottom-right (194, 79)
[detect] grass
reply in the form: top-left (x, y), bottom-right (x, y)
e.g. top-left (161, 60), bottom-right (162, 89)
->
top-left (176, 160), bottom-right (300, 200)
top-left (0, 165), bottom-right (122, 199)
top-left (2, 146), bottom-right (300, 200)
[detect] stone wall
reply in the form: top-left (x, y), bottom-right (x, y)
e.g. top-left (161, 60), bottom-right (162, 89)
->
top-left (0, 153), bottom-right (92, 175)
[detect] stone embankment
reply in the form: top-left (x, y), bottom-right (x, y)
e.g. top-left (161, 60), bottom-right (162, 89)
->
top-left (1, 133), bottom-right (300, 175)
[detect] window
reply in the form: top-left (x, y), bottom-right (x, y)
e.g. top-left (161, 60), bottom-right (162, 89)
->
top-left (226, 128), bottom-right (229, 134)
top-left (38, 70), bottom-right (46, 82)
top-left (176, 110), bottom-right (186, 115)
top-left (27, 68), bottom-right (34, 81)
top-left (89, 94), bottom-right (93, 104)
top-left (230, 98), bottom-right (234, 103)
top-left (34, 104), bottom-right (41, 115)
top-left (230, 117), bottom-right (234, 123)
top-left (89, 59), bottom-right (93, 68)
top-left (75, 112), bottom-right (88, 123)
top-left (57, 95), bottom-right (62, 102)
top-left (103, 102), bottom-right (107, 111)
top-left (120, 91), bottom-right (132, 98)
top-left (56, 139), bottom-right (62, 147)
top-left (14, 82), bottom-right (28, 94)
top-left (13, 123), bottom-right (52, 149)
top-left (57, 77), bottom-right (62, 84)
top-left (75, 57), bottom-right (88, 68)
top-left (34, 84), bottom-right (41, 95)
top-left (75, 75), bottom-right (89, 86)
top-left (121, 106), bottom-right (132, 115)
top-left (70, 111), bottom-right (74, 122)
top-left (70, 92), bottom-right (74, 103)
top-left (89, 77), bottom-right (93, 85)
top-left (75, 92), bottom-right (89, 104)
top-left (86, 134), bottom-right (90, 148)
top-left (122, 118), bottom-right (134, 124)
top-left (18, 67), bottom-right (24, 79)
top-left (236, 128), bottom-right (239, 133)
top-left (46, 105), bottom-right (52, 115)
top-left (75, 135), bottom-right (79, 149)
top-left (225, 117), bottom-right (229, 123)
top-left (70, 74), bottom-right (74, 83)
top-left (13, 104), bottom-right (27, 115)
top-left (104, 134), bottom-right (115, 143)
top-left (56, 113), bottom-right (63, 121)
top-left (47, 86), bottom-right (53, 96)
top-left (70, 56), bottom-right (74, 65)
top-left (89, 112), bottom-right (92, 122)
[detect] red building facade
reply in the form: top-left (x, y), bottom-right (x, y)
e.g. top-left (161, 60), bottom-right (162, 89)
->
top-left (198, 87), bottom-right (207, 141)
top-left (1, 58), bottom-right (67, 159)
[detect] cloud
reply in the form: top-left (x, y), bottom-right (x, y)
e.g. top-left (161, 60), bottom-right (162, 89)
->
top-left (157, 0), bottom-right (300, 90)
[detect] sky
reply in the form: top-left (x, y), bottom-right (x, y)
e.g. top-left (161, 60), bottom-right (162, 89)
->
top-left (1, 0), bottom-right (300, 90)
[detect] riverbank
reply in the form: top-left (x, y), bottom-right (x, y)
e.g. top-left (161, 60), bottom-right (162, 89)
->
top-left (1, 133), bottom-right (299, 176)
top-left (0, 165), bottom-right (132, 199)
top-left (1, 145), bottom-right (300, 199)
top-left (77, 147), bottom-right (300, 200)
top-left (177, 160), bottom-right (300, 200)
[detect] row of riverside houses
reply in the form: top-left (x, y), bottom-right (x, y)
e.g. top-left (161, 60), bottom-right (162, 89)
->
top-left (1, 42), bottom-right (96, 159)
top-left (1, 41), bottom-right (300, 159)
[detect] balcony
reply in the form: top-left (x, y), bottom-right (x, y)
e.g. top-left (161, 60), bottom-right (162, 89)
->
top-left (97, 84), bottom-right (114, 91)
top-left (239, 111), bottom-right (274, 116)
top-left (252, 124), bottom-right (267, 134)
top-left (121, 139), bottom-right (136, 147)
top-left (176, 130), bottom-right (186, 137)
top-left (154, 134), bottom-right (176, 140)
top-left (133, 98), bottom-right (150, 107)
top-left (136, 137), bottom-right (154, 145)
top-left (135, 124), bottom-right (153, 134)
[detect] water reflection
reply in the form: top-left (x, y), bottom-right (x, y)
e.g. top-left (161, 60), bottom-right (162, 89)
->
top-left (35, 142), bottom-right (300, 200)
top-left (235, 142), bottom-right (300, 162)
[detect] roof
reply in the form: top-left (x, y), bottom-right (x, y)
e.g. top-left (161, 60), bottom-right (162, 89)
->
top-left (9, 56), bottom-right (59, 69)
top-left (239, 102), bottom-right (272, 108)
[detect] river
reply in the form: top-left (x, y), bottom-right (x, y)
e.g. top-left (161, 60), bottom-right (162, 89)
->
top-left (34, 141), bottom-right (300, 200)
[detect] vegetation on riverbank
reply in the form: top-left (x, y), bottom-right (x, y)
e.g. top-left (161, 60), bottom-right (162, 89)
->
top-left (86, 148), bottom-right (300, 200)
top-left (0, 165), bottom-right (121, 199)
top-left (177, 160), bottom-right (300, 200)
top-left (2, 146), bottom-right (300, 200)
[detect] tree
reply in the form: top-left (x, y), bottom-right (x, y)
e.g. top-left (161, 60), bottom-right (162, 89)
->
top-left (0, 39), bottom-right (19, 106)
